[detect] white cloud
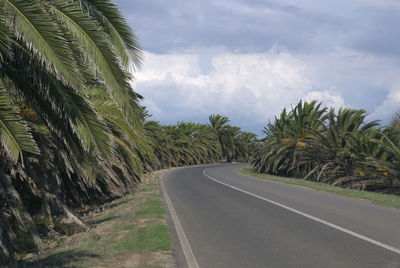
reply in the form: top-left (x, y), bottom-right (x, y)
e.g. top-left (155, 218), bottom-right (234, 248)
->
top-left (371, 88), bottom-right (400, 120)
top-left (135, 50), bottom-right (346, 131)
top-left (135, 53), bottom-right (200, 82)
top-left (304, 89), bottom-right (345, 110)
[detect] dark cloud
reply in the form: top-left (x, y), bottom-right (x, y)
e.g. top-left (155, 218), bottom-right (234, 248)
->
top-left (348, 9), bottom-right (400, 56)
top-left (117, 0), bottom-right (347, 54)
top-left (117, 0), bottom-right (400, 57)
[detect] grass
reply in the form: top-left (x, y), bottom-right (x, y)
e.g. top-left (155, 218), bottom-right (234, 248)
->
top-left (135, 199), bottom-right (166, 218)
top-left (239, 167), bottom-right (400, 209)
top-left (113, 225), bottom-right (171, 252)
top-left (22, 172), bottom-right (175, 268)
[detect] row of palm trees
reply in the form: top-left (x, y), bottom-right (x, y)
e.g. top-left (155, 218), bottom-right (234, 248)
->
top-left (146, 117), bottom-right (256, 168)
top-left (252, 100), bottom-right (400, 194)
top-left (0, 0), bottom-right (143, 261)
top-left (2, 0), bottom-right (400, 263)
top-left (0, 0), bottom-right (255, 263)
top-left (0, 0), bottom-right (150, 260)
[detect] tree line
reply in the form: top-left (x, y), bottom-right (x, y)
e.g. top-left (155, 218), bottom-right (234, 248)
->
top-left (252, 100), bottom-right (400, 194)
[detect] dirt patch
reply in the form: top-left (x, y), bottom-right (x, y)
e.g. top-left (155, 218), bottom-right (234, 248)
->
top-left (114, 251), bottom-right (175, 268)
top-left (112, 230), bottom-right (130, 242)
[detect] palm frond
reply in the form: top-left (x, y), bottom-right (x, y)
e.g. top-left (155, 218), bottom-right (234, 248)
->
top-left (5, 0), bottom-right (82, 88)
top-left (0, 5), bottom-right (10, 58)
top-left (4, 41), bottom-right (112, 160)
top-left (0, 91), bottom-right (39, 163)
top-left (83, 0), bottom-right (142, 71)
top-left (75, 99), bottom-right (113, 158)
top-left (45, 0), bottom-right (142, 124)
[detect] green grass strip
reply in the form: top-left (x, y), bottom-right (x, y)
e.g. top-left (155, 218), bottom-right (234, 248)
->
top-left (113, 225), bottom-right (171, 252)
top-left (239, 168), bottom-right (400, 209)
top-left (135, 199), bottom-right (166, 218)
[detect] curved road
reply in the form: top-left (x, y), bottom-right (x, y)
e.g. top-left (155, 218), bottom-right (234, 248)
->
top-left (160, 163), bottom-right (400, 268)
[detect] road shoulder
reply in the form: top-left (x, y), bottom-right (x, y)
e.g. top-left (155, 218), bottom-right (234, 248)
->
top-left (20, 171), bottom-right (176, 268)
top-left (239, 167), bottom-right (400, 209)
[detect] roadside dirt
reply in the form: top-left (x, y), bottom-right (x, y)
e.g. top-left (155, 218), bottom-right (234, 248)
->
top-left (20, 171), bottom-right (177, 268)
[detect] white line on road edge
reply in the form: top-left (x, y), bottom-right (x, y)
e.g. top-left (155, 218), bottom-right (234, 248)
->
top-left (160, 174), bottom-right (200, 268)
top-left (203, 168), bottom-right (400, 255)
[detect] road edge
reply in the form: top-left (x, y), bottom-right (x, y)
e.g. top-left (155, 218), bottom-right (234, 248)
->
top-left (159, 171), bottom-right (200, 268)
top-left (239, 167), bottom-right (400, 210)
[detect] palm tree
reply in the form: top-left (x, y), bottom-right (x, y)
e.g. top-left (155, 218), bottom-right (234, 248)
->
top-left (0, 0), bottom-right (144, 261)
top-left (298, 108), bottom-right (380, 187)
top-left (143, 120), bottom-right (223, 168)
top-left (234, 131), bottom-right (257, 162)
top-left (208, 114), bottom-right (235, 162)
top-left (1, 0), bottom-right (143, 162)
top-left (365, 114), bottom-right (400, 193)
top-left (251, 100), bottom-right (327, 175)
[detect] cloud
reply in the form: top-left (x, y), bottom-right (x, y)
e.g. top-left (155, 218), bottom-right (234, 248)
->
top-left (371, 87), bottom-right (400, 121)
top-left (117, 0), bottom-right (400, 130)
top-left (304, 89), bottom-right (345, 111)
top-left (117, 0), bottom-right (400, 57)
top-left (298, 47), bottom-right (400, 114)
top-left (116, 0), bottom-right (347, 54)
top-left (135, 50), bottom-right (346, 132)
top-left (355, 0), bottom-right (400, 9)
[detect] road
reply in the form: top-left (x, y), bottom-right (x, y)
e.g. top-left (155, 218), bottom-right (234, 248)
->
top-left (160, 163), bottom-right (400, 268)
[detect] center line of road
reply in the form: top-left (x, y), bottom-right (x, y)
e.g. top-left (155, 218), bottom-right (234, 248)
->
top-left (203, 168), bottom-right (400, 255)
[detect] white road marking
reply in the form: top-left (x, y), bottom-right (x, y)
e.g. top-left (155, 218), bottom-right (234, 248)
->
top-left (203, 168), bottom-right (400, 255)
top-left (160, 173), bottom-right (200, 268)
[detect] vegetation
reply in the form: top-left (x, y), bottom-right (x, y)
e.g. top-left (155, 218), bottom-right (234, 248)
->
top-left (1, 0), bottom-right (399, 265)
top-left (251, 100), bottom-right (400, 195)
top-left (18, 173), bottom-right (175, 267)
top-left (209, 114), bottom-right (257, 163)
top-left (240, 168), bottom-right (400, 209)
top-left (0, 0), bottom-right (254, 264)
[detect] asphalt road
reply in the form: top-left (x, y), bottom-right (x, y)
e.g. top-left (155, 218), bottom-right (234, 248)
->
top-left (160, 163), bottom-right (400, 268)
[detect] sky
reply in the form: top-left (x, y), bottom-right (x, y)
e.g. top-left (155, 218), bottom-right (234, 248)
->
top-left (116, 0), bottom-right (400, 134)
